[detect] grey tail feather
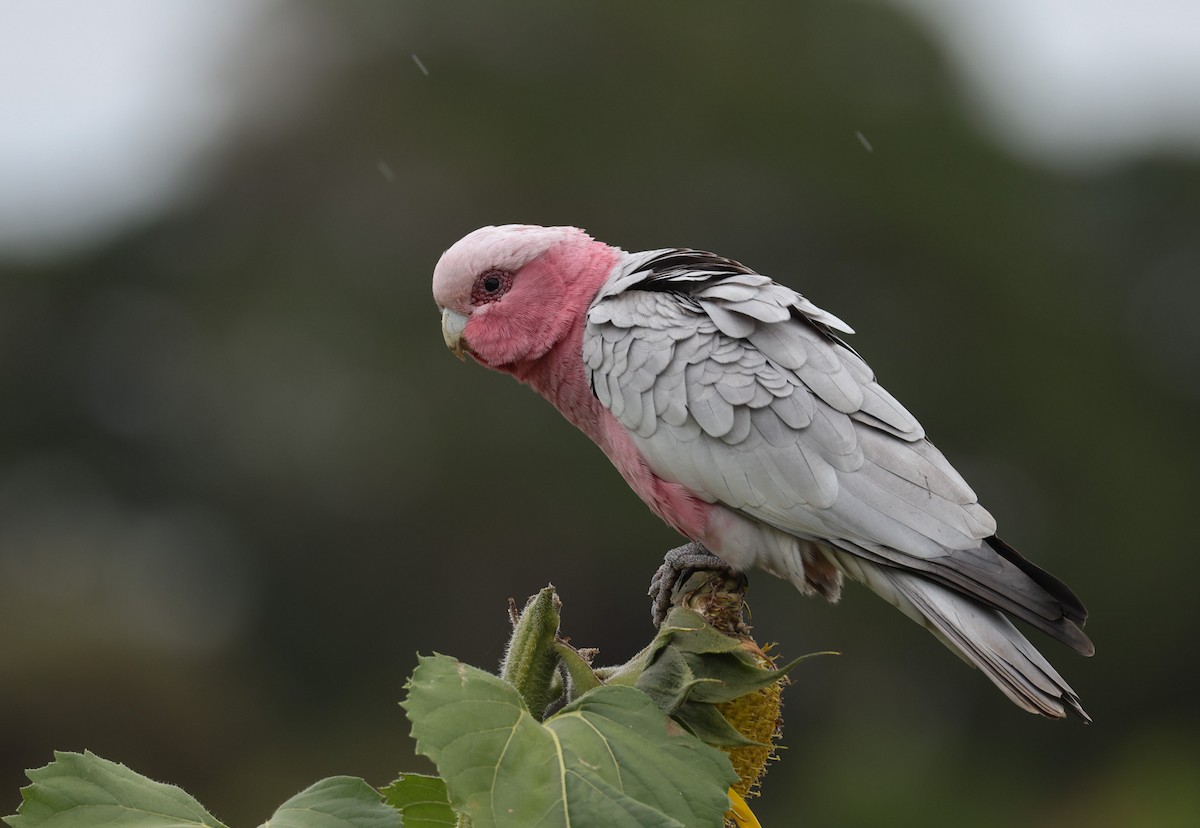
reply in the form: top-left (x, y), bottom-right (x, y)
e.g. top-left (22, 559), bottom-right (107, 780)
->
top-left (832, 552), bottom-right (1091, 721)
top-left (972, 535), bottom-right (1094, 657)
top-left (850, 536), bottom-right (1095, 657)
top-left (986, 535), bottom-right (1088, 626)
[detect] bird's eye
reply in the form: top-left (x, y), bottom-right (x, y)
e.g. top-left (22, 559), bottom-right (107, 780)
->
top-left (471, 269), bottom-right (513, 304)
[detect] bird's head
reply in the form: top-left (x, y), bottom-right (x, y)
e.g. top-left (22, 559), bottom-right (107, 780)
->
top-left (432, 224), bottom-right (617, 368)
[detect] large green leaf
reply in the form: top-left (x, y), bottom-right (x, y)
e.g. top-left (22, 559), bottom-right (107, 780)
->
top-left (259, 777), bottom-right (400, 828)
top-left (378, 774), bottom-right (456, 827)
top-left (5, 753), bottom-right (399, 828)
top-left (403, 654), bottom-right (736, 828)
top-left (4, 751), bottom-right (227, 828)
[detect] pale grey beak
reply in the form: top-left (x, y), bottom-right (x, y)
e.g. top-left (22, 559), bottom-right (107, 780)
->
top-left (441, 307), bottom-right (469, 361)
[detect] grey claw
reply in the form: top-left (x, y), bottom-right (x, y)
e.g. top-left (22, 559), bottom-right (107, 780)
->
top-left (647, 542), bottom-right (739, 627)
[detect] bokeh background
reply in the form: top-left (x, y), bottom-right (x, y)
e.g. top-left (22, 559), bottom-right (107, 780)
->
top-left (3, 1), bottom-right (1199, 825)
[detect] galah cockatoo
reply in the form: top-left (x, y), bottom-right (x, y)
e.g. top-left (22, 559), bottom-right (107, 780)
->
top-left (433, 224), bottom-right (1092, 719)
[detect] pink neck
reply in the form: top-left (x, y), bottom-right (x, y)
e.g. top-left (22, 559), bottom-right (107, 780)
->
top-left (497, 243), bottom-right (713, 543)
top-left (503, 241), bottom-right (620, 437)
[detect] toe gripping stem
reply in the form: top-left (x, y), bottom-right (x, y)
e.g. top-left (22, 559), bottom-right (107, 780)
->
top-left (648, 541), bottom-right (749, 631)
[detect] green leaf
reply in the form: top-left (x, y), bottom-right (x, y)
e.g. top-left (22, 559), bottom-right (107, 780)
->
top-left (672, 700), bottom-right (762, 748)
top-left (634, 640), bottom-right (719, 714)
top-left (602, 608), bottom-right (751, 692)
top-left (403, 654), bottom-right (735, 828)
top-left (678, 651), bottom-right (796, 705)
top-left (259, 777), bottom-right (400, 828)
top-left (547, 688), bottom-right (736, 824)
top-left (379, 774), bottom-right (456, 827)
top-left (4, 750), bottom-right (227, 828)
top-left (643, 607), bottom-right (829, 706)
top-left (629, 606), bottom-right (832, 749)
top-left (552, 641), bottom-right (602, 701)
top-left (654, 608), bottom-right (744, 656)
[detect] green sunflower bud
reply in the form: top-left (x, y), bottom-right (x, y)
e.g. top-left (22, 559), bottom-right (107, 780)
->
top-left (499, 585), bottom-right (561, 720)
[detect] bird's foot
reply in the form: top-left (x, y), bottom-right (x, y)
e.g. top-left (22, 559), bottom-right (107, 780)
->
top-left (648, 542), bottom-right (748, 629)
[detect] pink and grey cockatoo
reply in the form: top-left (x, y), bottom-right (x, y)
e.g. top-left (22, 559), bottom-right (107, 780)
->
top-left (433, 224), bottom-right (1092, 720)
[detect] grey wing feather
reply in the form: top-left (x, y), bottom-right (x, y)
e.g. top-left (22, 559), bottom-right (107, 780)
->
top-left (586, 249), bottom-right (1091, 658)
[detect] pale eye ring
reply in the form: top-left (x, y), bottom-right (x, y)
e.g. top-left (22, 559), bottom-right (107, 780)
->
top-left (471, 269), bottom-right (513, 304)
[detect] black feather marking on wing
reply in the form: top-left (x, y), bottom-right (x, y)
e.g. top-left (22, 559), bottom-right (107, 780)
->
top-left (628, 249), bottom-right (858, 354)
top-left (626, 249), bottom-right (758, 292)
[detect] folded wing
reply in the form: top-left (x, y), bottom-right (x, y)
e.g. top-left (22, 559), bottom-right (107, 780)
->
top-left (585, 250), bottom-right (1092, 663)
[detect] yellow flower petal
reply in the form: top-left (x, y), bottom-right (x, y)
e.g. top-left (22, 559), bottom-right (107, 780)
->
top-left (727, 787), bottom-right (763, 828)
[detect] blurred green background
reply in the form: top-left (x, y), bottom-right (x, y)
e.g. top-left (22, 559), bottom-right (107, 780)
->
top-left (3, 1), bottom-right (1199, 825)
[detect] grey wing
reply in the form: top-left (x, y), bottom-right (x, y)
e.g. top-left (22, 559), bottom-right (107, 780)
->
top-left (585, 252), bottom-right (1090, 655)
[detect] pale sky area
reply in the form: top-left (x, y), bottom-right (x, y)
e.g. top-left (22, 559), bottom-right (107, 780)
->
top-left (0, 0), bottom-right (276, 259)
top-left (894, 0), bottom-right (1200, 165)
top-left (1, 0), bottom-right (1199, 260)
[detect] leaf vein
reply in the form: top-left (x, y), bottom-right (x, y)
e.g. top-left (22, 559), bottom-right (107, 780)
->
top-left (488, 712), bottom-right (524, 824)
top-left (545, 724), bottom-right (571, 828)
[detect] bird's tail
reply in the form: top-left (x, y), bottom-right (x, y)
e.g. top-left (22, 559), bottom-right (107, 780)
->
top-left (830, 552), bottom-right (1090, 720)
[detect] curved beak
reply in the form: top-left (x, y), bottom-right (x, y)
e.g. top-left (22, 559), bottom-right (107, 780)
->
top-left (441, 307), bottom-right (469, 361)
